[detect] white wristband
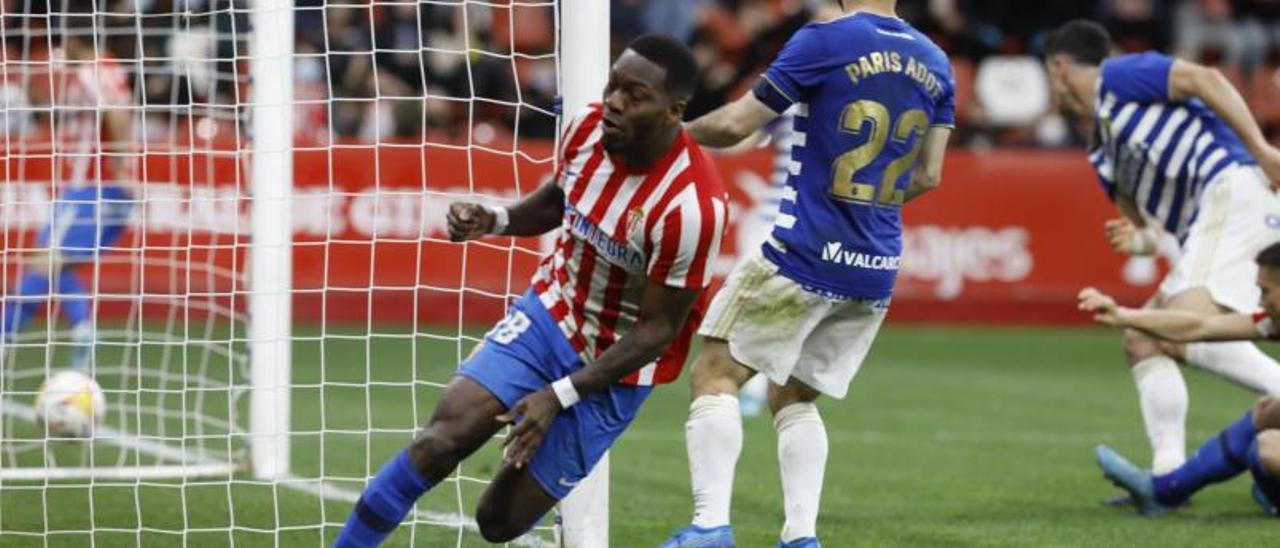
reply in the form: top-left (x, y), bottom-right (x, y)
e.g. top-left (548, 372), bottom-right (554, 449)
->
top-left (487, 205), bottom-right (510, 235)
top-left (551, 377), bottom-right (580, 409)
top-left (1130, 230), bottom-right (1154, 255)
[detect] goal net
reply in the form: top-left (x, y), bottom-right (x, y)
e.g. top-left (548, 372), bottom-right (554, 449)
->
top-left (0, 1), bottom-right (592, 545)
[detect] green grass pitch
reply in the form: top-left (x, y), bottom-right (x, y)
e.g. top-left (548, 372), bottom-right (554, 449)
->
top-left (1, 324), bottom-right (1276, 547)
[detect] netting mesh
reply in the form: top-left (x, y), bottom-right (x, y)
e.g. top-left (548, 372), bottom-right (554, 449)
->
top-left (0, 1), bottom-right (560, 544)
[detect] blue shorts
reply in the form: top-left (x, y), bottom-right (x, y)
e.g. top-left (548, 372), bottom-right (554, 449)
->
top-left (457, 289), bottom-right (652, 500)
top-left (37, 185), bottom-right (133, 260)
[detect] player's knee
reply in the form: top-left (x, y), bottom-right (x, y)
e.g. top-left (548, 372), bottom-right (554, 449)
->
top-left (473, 503), bottom-right (529, 544)
top-left (767, 377), bottom-right (821, 413)
top-left (1255, 430), bottom-right (1280, 478)
top-left (690, 339), bottom-right (747, 397)
top-left (1254, 397), bottom-right (1280, 430)
top-left (1122, 328), bottom-right (1165, 365)
top-left (407, 428), bottom-right (463, 483)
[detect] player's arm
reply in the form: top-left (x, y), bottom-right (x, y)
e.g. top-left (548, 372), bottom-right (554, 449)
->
top-left (686, 93), bottom-right (779, 148)
top-left (1169, 59), bottom-right (1280, 187)
top-left (500, 281), bottom-right (702, 466)
top-left (1078, 287), bottom-right (1260, 342)
top-left (904, 126), bottom-right (951, 202)
top-left (446, 182), bottom-right (564, 242)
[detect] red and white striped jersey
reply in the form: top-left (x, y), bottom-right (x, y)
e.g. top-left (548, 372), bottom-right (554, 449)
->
top-left (532, 104), bottom-right (728, 386)
top-left (54, 55), bottom-right (130, 186)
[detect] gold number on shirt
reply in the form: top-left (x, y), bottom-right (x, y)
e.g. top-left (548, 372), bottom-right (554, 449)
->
top-left (829, 101), bottom-right (928, 208)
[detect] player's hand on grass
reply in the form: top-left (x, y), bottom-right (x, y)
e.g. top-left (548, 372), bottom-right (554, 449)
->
top-left (447, 202), bottom-right (495, 242)
top-left (1077, 287), bottom-right (1124, 327)
top-left (496, 388), bottom-right (560, 468)
top-left (1104, 218), bottom-right (1151, 255)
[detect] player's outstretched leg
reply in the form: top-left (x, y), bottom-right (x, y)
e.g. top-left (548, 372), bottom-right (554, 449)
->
top-left (55, 268), bottom-right (93, 368)
top-left (334, 376), bottom-right (505, 547)
top-left (2, 269), bottom-right (53, 344)
top-left (770, 378), bottom-right (824, 548)
top-left (1097, 397), bottom-right (1280, 517)
top-left (663, 339), bottom-right (754, 548)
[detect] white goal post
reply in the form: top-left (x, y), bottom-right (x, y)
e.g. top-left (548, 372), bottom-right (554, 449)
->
top-left (0, 0), bottom-right (613, 545)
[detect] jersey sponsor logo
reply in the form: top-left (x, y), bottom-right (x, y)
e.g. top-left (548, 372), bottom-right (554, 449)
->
top-left (567, 209), bottom-right (645, 271)
top-left (820, 241), bottom-right (901, 271)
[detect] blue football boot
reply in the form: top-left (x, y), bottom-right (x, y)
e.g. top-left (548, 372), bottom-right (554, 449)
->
top-left (661, 524), bottom-right (734, 548)
top-left (777, 537), bottom-right (820, 547)
top-left (1095, 445), bottom-right (1172, 517)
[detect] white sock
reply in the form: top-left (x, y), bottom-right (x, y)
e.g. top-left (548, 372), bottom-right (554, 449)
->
top-left (687, 394), bottom-right (742, 528)
top-left (1132, 356), bottom-right (1187, 474)
top-left (775, 402), bottom-right (826, 542)
top-left (1185, 341), bottom-right (1280, 396)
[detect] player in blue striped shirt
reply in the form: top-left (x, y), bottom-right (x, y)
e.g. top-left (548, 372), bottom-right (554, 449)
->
top-left (665, 1), bottom-right (954, 546)
top-left (1045, 20), bottom-right (1280, 492)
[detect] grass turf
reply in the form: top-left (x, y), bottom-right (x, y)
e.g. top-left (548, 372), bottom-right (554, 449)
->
top-left (1, 324), bottom-right (1277, 547)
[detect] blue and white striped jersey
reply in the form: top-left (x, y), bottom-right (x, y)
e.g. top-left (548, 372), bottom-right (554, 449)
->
top-left (1090, 52), bottom-right (1254, 242)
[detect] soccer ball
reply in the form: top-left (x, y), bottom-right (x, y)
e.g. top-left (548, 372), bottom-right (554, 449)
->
top-left (34, 370), bottom-right (106, 438)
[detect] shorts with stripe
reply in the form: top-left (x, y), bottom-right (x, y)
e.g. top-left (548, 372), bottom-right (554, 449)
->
top-left (698, 253), bottom-right (887, 399)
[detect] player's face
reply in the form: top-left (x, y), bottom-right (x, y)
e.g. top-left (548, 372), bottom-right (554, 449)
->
top-left (1260, 267), bottom-right (1280, 321)
top-left (601, 51), bottom-right (679, 154)
top-left (1046, 56), bottom-right (1085, 118)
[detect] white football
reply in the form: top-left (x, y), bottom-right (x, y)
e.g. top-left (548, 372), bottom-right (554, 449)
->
top-left (34, 370), bottom-right (106, 438)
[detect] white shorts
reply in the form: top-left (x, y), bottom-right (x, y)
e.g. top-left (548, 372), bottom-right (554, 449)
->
top-left (698, 254), bottom-right (887, 399)
top-left (1159, 165), bottom-right (1280, 312)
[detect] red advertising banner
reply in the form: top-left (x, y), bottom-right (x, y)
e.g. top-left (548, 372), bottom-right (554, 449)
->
top-left (2, 137), bottom-right (1161, 326)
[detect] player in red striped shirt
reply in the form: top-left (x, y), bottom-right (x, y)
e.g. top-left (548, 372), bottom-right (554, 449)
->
top-left (335, 34), bottom-right (728, 546)
top-left (3, 12), bottom-right (134, 368)
top-left (1077, 241), bottom-right (1280, 517)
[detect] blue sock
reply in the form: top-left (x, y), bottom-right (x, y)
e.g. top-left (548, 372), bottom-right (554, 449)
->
top-left (335, 449), bottom-right (434, 547)
top-left (1248, 439), bottom-right (1280, 510)
top-left (1154, 410), bottom-right (1256, 505)
top-left (55, 269), bottom-right (91, 335)
top-left (3, 273), bottom-right (51, 339)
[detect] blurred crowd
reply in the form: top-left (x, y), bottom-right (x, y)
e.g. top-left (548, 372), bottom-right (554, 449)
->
top-left (6, 0), bottom-right (1280, 147)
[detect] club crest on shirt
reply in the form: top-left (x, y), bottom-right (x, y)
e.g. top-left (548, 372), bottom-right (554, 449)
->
top-left (626, 208), bottom-right (645, 239)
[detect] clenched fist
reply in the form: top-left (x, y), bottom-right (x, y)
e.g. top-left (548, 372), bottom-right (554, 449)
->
top-left (447, 202), bottom-right (496, 242)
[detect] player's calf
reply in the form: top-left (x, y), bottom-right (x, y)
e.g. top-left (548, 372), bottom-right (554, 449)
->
top-left (473, 464), bottom-right (557, 543)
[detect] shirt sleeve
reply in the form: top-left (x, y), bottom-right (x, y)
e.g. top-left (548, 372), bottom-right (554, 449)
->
top-left (647, 190), bottom-right (727, 289)
top-left (932, 66), bottom-right (957, 128)
top-left (1090, 149), bottom-right (1117, 199)
top-left (1254, 311), bottom-right (1280, 340)
top-left (753, 24), bottom-right (827, 113)
top-left (1101, 53), bottom-right (1174, 104)
top-left (553, 105), bottom-right (603, 188)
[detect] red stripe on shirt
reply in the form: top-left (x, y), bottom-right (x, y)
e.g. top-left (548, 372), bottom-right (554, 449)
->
top-left (555, 108), bottom-right (603, 181)
top-left (684, 194), bottom-right (720, 288)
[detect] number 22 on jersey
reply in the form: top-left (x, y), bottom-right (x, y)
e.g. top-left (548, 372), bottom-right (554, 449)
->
top-left (829, 99), bottom-right (927, 208)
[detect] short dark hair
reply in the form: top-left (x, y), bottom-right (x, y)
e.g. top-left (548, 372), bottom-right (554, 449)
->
top-left (626, 34), bottom-right (697, 101)
top-left (1257, 242), bottom-right (1280, 271)
top-left (1043, 19), bottom-right (1112, 66)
